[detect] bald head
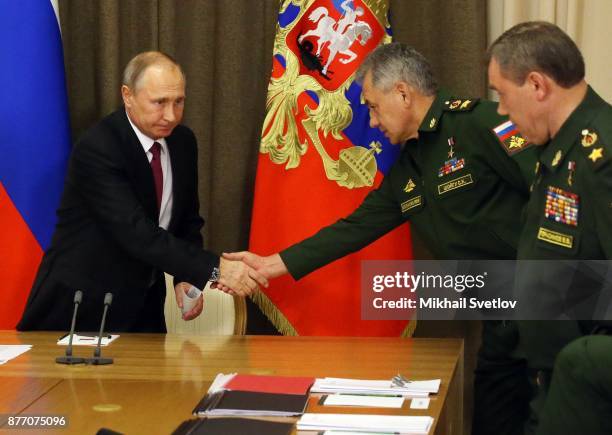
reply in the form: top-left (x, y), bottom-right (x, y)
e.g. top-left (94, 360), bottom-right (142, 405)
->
top-left (122, 51), bottom-right (185, 92)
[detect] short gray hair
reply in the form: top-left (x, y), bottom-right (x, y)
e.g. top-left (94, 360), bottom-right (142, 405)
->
top-left (122, 51), bottom-right (185, 91)
top-left (356, 43), bottom-right (438, 96)
top-left (487, 21), bottom-right (584, 88)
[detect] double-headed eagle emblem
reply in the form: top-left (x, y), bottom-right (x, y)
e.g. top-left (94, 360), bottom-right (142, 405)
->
top-left (260, 0), bottom-right (390, 189)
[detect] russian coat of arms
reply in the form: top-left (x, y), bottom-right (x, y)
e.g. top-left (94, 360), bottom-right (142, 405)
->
top-left (261, 0), bottom-right (391, 189)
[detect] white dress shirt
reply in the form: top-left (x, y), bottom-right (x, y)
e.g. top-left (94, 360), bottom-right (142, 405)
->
top-left (126, 113), bottom-right (173, 230)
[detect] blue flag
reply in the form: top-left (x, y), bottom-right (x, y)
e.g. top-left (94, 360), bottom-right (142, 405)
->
top-left (0, 1), bottom-right (71, 328)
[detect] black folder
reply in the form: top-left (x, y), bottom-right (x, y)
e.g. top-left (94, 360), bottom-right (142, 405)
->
top-left (172, 418), bottom-right (293, 435)
top-left (193, 390), bottom-right (308, 417)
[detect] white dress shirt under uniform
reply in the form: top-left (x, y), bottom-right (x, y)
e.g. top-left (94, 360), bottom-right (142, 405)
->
top-left (126, 113), bottom-right (173, 230)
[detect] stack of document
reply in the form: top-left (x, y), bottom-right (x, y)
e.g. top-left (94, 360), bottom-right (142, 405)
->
top-left (297, 413), bottom-right (434, 434)
top-left (0, 345), bottom-right (32, 365)
top-left (192, 373), bottom-right (312, 417)
top-left (311, 377), bottom-right (441, 397)
top-left (193, 390), bottom-right (308, 417)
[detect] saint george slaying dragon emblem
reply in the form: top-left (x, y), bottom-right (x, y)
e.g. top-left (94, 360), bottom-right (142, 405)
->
top-left (261, 0), bottom-right (390, 189)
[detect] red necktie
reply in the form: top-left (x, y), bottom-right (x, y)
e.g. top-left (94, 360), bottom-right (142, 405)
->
top-left (150, 142), bottom-right (163, 212)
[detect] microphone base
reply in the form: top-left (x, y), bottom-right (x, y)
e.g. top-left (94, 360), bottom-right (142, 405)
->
top-left (56, 356), bottom-right (85, 365)
top-left (86, 356), bottom-right (114, 365)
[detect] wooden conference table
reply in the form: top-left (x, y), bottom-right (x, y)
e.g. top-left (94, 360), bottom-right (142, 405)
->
top-left (0, 332), bottom-right (463, 435)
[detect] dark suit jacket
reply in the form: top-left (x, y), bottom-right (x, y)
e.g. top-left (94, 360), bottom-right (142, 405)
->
top-left (17, 109), bottom-right (218, 332)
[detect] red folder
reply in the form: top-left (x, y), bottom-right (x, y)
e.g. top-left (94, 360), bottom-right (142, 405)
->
top-left (224, 374), bottom-right (315, 396)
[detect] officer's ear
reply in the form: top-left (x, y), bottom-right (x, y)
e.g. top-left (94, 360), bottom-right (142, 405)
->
top-left (395, 81), bottom-right (412, 107)
top-left (525, 71), bottom-right (549, 102)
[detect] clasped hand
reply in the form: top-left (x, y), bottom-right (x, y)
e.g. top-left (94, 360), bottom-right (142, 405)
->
top-left (212, 252), bottom-right (288, 296)
top-left (211, 256), bottom-right (270, 297)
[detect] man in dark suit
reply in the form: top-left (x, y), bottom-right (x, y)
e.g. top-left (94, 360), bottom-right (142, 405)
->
top-left (18, 51), bottom-right (266, 333)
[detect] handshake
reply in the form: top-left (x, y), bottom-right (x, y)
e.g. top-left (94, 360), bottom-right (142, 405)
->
top-left (213, 251), bottom-right (289, 296)
top-left (175, 252), bottom-right (288, 320)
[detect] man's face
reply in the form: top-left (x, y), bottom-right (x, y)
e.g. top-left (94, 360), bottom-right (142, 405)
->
top-left (122, 65), bottom-right (185, 139)
top-left (488, 58), bottom-right (548, 145)
top-left (362, 72), bottom-right (412, 145)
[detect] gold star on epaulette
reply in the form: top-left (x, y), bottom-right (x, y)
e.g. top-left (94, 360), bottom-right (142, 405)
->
top-left (589, 147), bottom-right (604, 163)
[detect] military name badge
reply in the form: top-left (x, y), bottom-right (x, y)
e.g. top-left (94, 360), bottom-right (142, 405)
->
top-left (544, 186), bottom-right (579, 226)
top-left (537, 227), bottom-right (574, 249)
top-left (401, 196), bottom-right (422, 212)
top-left (493, 120), bottom-right (529, 155)
top-left (438, 174), bottom-right (474, 195)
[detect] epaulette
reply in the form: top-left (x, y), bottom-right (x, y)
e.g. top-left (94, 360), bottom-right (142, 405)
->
top-left (579, 128), bottom-right (609, 171)
top-left (443, 98), bottom-right (479, 112)
top-left (492, 120), bottom-right (532, 155)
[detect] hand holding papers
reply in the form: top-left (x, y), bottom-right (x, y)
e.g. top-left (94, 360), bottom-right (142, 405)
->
top-left (181, 285), bottom-right (202, 316)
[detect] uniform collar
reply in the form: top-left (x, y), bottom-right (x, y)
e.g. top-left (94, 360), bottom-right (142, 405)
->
top-left (418, 90), bottom-right (451, 133)
top-left (540, 86), bottom-right (605, 172)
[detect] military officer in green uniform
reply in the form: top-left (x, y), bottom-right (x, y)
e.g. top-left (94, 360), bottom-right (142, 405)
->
top-left (538, 332), bottom-right (612, 435)
top-left (487, 21), bottom-right (612, 435)
top-left (225, 43), bottom-right (535, 435)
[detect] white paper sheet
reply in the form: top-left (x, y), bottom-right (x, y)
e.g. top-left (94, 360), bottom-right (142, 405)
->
top-left (410, 398), bottom-right (430, 409)
top-left (57, 334), bottom-right (119, 347)
top-left (311, 377), bottom-right (441, 397)
top-left (297, 413), bottom-right (434, 434)
top-left (0, 344), bottom-right (32, 364)
top-left (323, 394), bottom-right (405, 408)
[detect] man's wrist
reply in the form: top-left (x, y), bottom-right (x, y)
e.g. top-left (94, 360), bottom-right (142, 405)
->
top-left (208, 266), bottom-right (220, 283)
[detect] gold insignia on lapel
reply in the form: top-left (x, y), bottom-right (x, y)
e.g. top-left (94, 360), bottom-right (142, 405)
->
top-left (581, 129), bottom-right (598, 148)
top-left (589, 147), bottom-right (604, 163)
top-left (552, 150), bottom-right (562, 167)
top-left (404, 178), bottom-right (416, 193)
top-left (429, 117), bottom-right (437, 128)
top-left (534, 161), bottom-right (540, 175)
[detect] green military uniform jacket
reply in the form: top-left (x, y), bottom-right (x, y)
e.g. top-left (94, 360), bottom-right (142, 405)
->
top-left (280, 91), bottom-right (535, 278)
top-left (515, 86), bottom-right (612, 371)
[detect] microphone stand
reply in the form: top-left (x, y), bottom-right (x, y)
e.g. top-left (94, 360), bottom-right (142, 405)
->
top-left (56, 290), bottom-right (85, 365)
top-left (87, 292), bottom-right (114, 365)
